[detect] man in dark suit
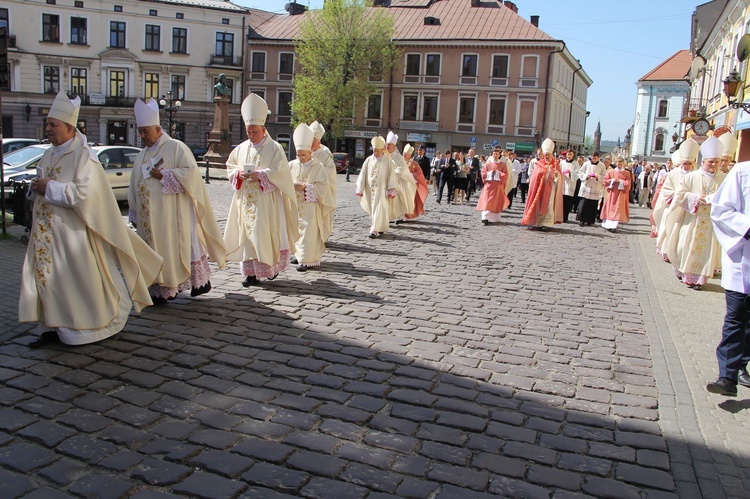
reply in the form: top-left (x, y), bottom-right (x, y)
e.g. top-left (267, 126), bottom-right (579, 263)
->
top-left (415, 145), bottom-right (431, 181)
top-left (436, 149), bottom-right (456, 204)
top-left (466, 148), bottom-right (481, 202)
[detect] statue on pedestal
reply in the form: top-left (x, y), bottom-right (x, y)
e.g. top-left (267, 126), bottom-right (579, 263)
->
top-left (203, 73), bottom-right (233, 167)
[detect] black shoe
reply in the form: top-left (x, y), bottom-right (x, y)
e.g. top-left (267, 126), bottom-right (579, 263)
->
top-left (739, 369), bottom-right (750, 388)
top-left (151, 295), bottom-right (168, 305)
top-left (29, 330), bottom-right (60, 348)
top-left (296, 264), bottom-right (307, 272)
top-left (267, 273), bottom-right (279, 281)
top-left (190, 281), bottom-right (211, 297)
top-left (368, 233), bottom-right (377, 239)
top-left (539, 226), bottom-right (548, 232)
top-left (706, 377), bottom-right (737, 396)
top-left (579, 222), bottom-right (585, 227)
top-left (290, 256), bottom-right (298, 264)
top-left (242, 276), bottom-right (258, 287)
top-left (395, 220), bottom-right (403, 225)
top-left (482, 219), bottom-right (489, 225)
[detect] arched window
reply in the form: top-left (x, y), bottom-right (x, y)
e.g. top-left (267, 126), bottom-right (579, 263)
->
top-left (658, 100), bottom-right (668, 118)
top-left (654, 133), bottom-right (665, 152)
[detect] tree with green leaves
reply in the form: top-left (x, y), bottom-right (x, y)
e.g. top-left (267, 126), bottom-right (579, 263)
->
top-left (292, 0), bottom-right (399, 139)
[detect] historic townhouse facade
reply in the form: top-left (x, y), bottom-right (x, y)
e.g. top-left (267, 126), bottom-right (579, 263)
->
top-left (247, 0), bottom-right (591, 164)
top-left (631, 50), bottom-right (691, 163)
top-left (1, 0), bottom-right (257, 148)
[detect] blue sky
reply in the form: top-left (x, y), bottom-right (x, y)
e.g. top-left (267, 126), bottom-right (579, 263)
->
top-left (236, 0), bottom-right (700, 141)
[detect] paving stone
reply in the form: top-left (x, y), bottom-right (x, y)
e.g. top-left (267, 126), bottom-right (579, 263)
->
top-left (99, 425), bottom-right (152, 449)
top-left (299, 476), bottom-right (369, 499)
top-left (0, 387), bottom-right (34, 406)
top-left (370, 414), bottom-right (419, 435)
top-left (17, 396), bottom-right (71, 418)
top-left (615, 463), bottom-right (676, 491)
top-left (318, 420), bottom-right (368, 441)
top-left (436, 484), bottom-right (498, 499)
top-left (286, 450), bottom-right (347, 478)
top-left (111, 385), bottom-right (163, 407)
top-left (419, 440), bottom-right (472, 465)
top-left (502, 441), bottom-right (558, 465)
top-left (24, 487), bottom-right (75, 499)
top-left (231, 437), bottom-right (295, 463)
top-left (488, 475), bottom-right (552, 498)
top-left (316, 403), bottom-right (372, 424)
top-left (139, 438), bottom-right (202, 460)
top-left (270, 408), bottom-right (321, 431)
top-left (0, 468), bottom-right (35, 497)
top-left (131, 457), bottom-right (193, 486)
top-left (335, 442), bottom-right (397, 469)
top-left (339, 462), bottom-right (403, 493)
top-left (56, 434), bottom-right (118, 464)
top-left (190, 449), bottom-right (254, 478)
top-left (105, 404), bottom-right (161, 428)
top-left (171, 470), bottom-right (247, 498)
top-left (527, 464), bottom-right (583, 491)
top-left (387, 388), bottom-right (438, 406)
top-left (16, 420), bottom-right (74, 447)
top-left (38, 457), bottom-right (87, 485)
top-left (364, 431), bottom-right (419, 454)
top-left (347, 395), bottom-right (388, 413)
top-left (582, 476), bottom-right (641, 499)
top-left (58, 409), bottom-right (115, 433)
top-left (427, 462), bottom-right (489, 491)
top-left (238, 486), bottom-right (297, 498)
top-left (73, 392), bottom-right (121, 412)
top-left (395, 477), bottom-right (440, 498)
top-left (242, 463), bottom-right (310, 493)
top-left (0, 442), bottom-right (58, 472)
top-left (189, 429), bottom-right (242, 450)
top-left (235, 419), bottom-right (293, 439)
top-left (68, 473), bottom-right (135, 498)
top-left (98, 449), bottom-right (147, 471)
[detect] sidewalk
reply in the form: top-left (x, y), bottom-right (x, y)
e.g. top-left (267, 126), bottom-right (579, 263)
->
top-left (0, 181), bottom-right (745, 498)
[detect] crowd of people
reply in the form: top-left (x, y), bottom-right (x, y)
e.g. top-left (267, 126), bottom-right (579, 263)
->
top-left (17, 91), bottom-right (750, 399)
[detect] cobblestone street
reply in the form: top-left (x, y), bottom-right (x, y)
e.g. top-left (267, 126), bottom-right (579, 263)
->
top-left (0, 174), bottom-right (746, 498)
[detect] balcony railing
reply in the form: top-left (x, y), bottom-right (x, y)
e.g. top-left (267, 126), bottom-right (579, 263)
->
top-left (682, 98), bottom-right (706, 120)
top-left (210, 54), bottom-right (241, 67)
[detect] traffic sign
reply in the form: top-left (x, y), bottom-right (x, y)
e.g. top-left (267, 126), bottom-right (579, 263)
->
top-left (492, 139), bottom-right (498, 147)
top-left (470, 136), bottom-right (477, 143)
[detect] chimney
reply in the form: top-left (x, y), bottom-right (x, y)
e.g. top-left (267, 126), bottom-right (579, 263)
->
top-left (471, 0), bottom-right (480, 7)
top-left (530, 15), bottom-right (539, 27)
top-left (285, 2), bottom-right (307, 15)
top-left (503, 1), bottom-right (518, 13)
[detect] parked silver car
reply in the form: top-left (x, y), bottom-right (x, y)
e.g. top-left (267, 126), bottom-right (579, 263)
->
top-left (3, 145), bottom-right (139, 202)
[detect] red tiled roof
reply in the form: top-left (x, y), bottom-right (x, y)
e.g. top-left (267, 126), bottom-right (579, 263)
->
top-left (250, 0), bottom-right (555, 43)
top-left (639, 50), bottom-right (692, 81)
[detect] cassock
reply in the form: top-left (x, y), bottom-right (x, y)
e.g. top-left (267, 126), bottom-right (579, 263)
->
top-left (522, 158), bottom-right (563, 227)
top-left (312, 144), bottom-right (337, 240)
top-left (224, 136), bottom-right (299, 278)
top-left (560, 158), bottom-right (580, 221)
top-left (19, 135), bottom-right (163, 345)
top-left (476, 158), bottom-right (510, 222)
top-left (356, 153), bottom-right (396, 234)
top-left (388, 151), bottom-right (417, 221)
top-left (129, 134), bottom-right (226, 299)
top-left (290, 157), bottom-right (335, 266)
top-left (405, 159), bottom-right (429, 220)
top-left (576, 160), bottom-right (606, 225)
top-left (664, 169), bottom-right (726, 286)
top-left (600, 167), bottom-right (631, 229)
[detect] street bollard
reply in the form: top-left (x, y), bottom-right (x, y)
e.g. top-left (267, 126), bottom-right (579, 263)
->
top-left (204, 159), bottom-right (210, 184)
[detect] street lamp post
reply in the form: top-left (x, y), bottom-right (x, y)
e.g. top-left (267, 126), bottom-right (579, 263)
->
top-left (533, 130), bottom-right (541, 150)
top-left (159, 90), bottom-right (181, 137)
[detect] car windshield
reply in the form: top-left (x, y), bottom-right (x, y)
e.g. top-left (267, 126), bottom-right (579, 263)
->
top-left (3, 145), bottom-right (47, 166)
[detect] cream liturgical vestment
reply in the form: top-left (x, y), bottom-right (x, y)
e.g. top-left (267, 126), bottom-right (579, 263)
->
top-left (290, 157), bottom-right (335, 266)
top-left (129, 134), bottom-right (227, 298)
top-left (19, 136), bottom-right (163, 345)
top-left (653, 167), bottom-right (691, 254)
top-left (312, 144), bottom-right (337, 240)
top-left (388, 150), bottom-right (417, 220)
top-left (224, 136), bottom-right (299, 278)
top-left (664, 169), bottom-right (726, 284)
top-left (356, 153), bottom-right (397, 234)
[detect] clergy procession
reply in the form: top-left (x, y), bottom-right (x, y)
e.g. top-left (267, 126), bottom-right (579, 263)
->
top-left (15, 91), bottom-right (750, 408)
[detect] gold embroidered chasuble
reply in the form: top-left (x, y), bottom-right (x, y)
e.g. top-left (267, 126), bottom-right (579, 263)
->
top-left (224, 137), bottom-right (299, 266)
top-left (19, 138), bottom-right (163, 344)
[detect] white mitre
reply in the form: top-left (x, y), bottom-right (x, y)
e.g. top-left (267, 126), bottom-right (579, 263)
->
top-left (699, 136), bottom-right (724, 160)
top-left (48, 91), bottom-right (81, 126)
top-left (293, 123), bottom-right (315, 152)
top-left (679, 138), bottom-right (700, 163)
top-left (134, 98), bottom-right (160, 128)
top-left (310, 121), bottom-right (325, 140)
top-left (718, 133), bottom-right (738, 158)
top-left (386, 131), bottom-right (398, 145)
top-left (371, 136), bottom-right (385, 149)
top-left (403, 144), bottom-right (414, 157)
top-left (241, 93), bottom-right (268, 126)
top-left (541, 138), bottom-right (555, 154)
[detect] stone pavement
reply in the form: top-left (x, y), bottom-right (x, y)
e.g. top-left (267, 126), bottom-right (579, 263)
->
top-left (0, 176), bottom-right (746, 498)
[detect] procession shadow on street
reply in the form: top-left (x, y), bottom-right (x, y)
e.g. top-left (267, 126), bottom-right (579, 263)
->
top-left (297, 262), bottom-right (395, 281)
top-left (262, 278), bottom-right (390, 303)
top-left (5, 289), bottom-right (748, 498)
top-left (389, 223), bottom-right (456, 236)
top-left (381, 233), bottom-right (455, 248)
top-left (718, 398), bottom-right (750, 413)
top-left (325, 241), bottom-right (409, 257)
